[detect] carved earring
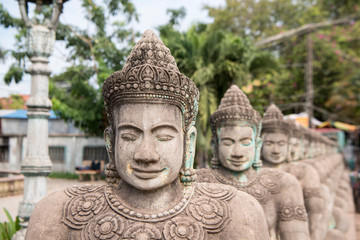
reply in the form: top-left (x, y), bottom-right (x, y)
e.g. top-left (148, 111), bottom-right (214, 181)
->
top-left (253, 159), bottom-right (263, 170)
top-left (210, 137), bottom-right (220, 169)
top-left (180, 168), bottom-right (197, 186)
top-left (211, 157), bottom-right (220, 169)
top-left (180, 126), bottom-right (197, 186)
top-left (104, 127), bottom-right (121, 185)
top-left (253, 137), bottom-right (263, 171)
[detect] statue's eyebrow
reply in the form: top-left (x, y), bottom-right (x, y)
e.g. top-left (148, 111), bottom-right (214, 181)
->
top-left (151, 122), bottom-right (179, 133)
top-left (220, 137), bottom-right (234, 141)
top-left (117, 123), bottom-right (143, 132)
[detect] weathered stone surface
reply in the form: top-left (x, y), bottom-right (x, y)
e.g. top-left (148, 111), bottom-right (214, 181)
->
top-left (260, 104), bottom-right (328, 240)
top-left (197, 85), bottom-right (309, 239)
top-left (25, 30), bottom-right (269, 240)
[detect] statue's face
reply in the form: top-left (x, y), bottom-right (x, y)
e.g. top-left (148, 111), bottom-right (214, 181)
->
top-left (289, 137), bottom-right (301, 161)
top-left (217, 124), bottom-right (256, 172)
top-left (301, 138), bottom-right (309, 159)
top-left (261, 132), bottom-right (288, 164)
top-left (309, 142), bottom-right (315, 158)
top-left (114, 103), bottom-right (184, 191)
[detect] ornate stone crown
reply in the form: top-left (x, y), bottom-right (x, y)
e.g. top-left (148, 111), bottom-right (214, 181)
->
top-left (103, 30), bottom-right (199, 130)
top-left (261, 104), bottom-right (289, 134)
top-left (302, 127), bottom-right (312, 141)
top-left (210, 85), bottom-right (262, 136)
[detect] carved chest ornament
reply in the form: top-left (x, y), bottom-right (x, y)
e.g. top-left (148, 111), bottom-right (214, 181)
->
top-left (209, 168), bottom-right (283, 204)
top-left (62, 183), bottom-right (236, 240)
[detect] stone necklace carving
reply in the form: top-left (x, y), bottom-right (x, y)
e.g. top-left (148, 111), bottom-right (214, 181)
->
top-left (105, 184), bottom-right (194, 222)
top-left (62, 183), bottom-right (236, 240)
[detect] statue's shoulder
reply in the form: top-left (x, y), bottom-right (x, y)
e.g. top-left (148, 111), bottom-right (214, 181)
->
top-left (262, 167), bottom-right (297, 187)
top-left (25, 184), bottom-right (105, 240)
top-left (195, 168), bottom-right (218, 183)
top-left (64, 184), bottom-right (105, 197)
top-left (259, 168), bottom-right (305, 200)
top-left (288, 162), bottom-right (321, 185)
top-left (193, 182), bottom-right (269, 239)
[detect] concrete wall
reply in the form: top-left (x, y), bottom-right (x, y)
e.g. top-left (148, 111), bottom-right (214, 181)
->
top-left (1, 119), bottom-right (28, 135)
top-left (48, 136), bottom-right (105, 172)
top-left (1, 118), bottom-right (83, 135)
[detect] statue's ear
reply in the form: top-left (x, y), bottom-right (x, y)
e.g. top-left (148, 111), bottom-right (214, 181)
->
top-left (184, 126), bottom-right (197, 170)
top-left (255, 136), bottom-right (263, 162)
top-left (210, 136), bottom-right (218, 159)
top-left (104, 127), bottom-right (114, 162)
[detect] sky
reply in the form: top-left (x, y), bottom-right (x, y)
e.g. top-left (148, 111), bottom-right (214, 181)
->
top-left (0, 0), bottom-right (224, 97)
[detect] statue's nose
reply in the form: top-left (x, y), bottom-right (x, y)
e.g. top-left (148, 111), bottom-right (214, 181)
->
top-left (231, 144), bottom-right (244, 159)
top-left (272, 144), bottom-right (280, 154)
top-left (133, 135), bottom-right (160, 163)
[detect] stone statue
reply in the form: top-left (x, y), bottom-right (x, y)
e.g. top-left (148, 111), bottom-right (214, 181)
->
top-left (196, 85), bottom-right (310, 240)
top-left (25, 30), bottom-right (269, 240)
top-left (260, 104), bottom-right (327, 240)
top-left (297, 128), bottom-right (351, 239)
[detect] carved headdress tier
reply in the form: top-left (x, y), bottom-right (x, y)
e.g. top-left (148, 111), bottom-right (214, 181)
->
top-left (210, 85), bottom-right (261, 135)
top-left (286, 119), bottom-right (303, 138)
top-left (262, 104), bottom-right (289, 134)
top-left (103, 30), bottom-right (199, 130)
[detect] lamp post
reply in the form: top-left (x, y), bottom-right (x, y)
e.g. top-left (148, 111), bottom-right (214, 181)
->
top-left (17, 0), bottom-right (66, 226)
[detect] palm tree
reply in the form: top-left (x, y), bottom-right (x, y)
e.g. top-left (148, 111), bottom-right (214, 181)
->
top-left (160, 25), bottom-right (280, 168)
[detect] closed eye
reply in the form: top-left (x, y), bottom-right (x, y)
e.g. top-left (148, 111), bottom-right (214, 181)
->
top-left (221, 138), bottom-right (234, 146)
top-left (156, 134), bottom-right (174, 142)
top-left (121, 133), bottom-right (138, 142)
top-left (240, 138), bottom-right (252, 146)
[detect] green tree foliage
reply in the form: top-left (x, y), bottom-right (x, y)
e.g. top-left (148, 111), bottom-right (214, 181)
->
top-left (1, 1), bottom-right (138, 136)
top-left (206, 0), bottom-right (360, 123)
top-left (49, 0), bottom-right (139, 136)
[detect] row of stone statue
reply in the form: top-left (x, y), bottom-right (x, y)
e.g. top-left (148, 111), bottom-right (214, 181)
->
top-left (25, 30), bottom-right (354, 240)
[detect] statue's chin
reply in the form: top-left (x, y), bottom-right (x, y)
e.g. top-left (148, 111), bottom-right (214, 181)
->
top-left (224, 161), bottom-right (252, 172)
top-left (120, 171), bottom-right (176, 191)
top-left (264, 156), bottom-right (285, 164)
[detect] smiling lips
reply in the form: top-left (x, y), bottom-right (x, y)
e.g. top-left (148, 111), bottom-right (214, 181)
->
top-left (131, 166), bottom-right (165, 179)
top-left (270, 154), bottom-right (281, 160)
top-left (228, 158), bottom-right (247, 166)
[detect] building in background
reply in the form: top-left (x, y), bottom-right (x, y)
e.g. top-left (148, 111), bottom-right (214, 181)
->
top-left (0, 109), bottom-right (107, 172)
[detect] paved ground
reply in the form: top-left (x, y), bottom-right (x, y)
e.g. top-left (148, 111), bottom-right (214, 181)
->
top-left (0, 178), bottom-right (104, 222)
top-left (0, 178), bottom-right (359, 239)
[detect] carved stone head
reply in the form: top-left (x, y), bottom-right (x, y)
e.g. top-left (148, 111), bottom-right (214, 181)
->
top-left (209, 85), bottom-right (262, 172)
top-left (286, 120), bottom-right (303, 161)
top-left (102, 30), bottom-right (199, 190)
top-left (261, 104), bottom-right (290, 165)
top-left (301, 128), bottom-right (312, 159)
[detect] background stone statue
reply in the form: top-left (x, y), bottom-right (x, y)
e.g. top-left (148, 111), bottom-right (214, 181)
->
top-left (261, 104), bottom-right (327, 240)
top-left (301, 130), bottom-right (353, 239)
top-left (196, 85), bottom-right (310, 240)
top-left (25, 30), bottom-right (269, 240)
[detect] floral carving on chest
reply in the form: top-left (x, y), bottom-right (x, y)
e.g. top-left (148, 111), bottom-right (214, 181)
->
top-left (62, 184), bottom-right (235, 239)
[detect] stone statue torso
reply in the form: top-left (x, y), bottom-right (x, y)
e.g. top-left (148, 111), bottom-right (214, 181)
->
top-left (197, 167), bottom-right (307, 239)
top-left (26, 181), bottom-right (269, 240)
top-left (51, 182), bottom-right (258, 240)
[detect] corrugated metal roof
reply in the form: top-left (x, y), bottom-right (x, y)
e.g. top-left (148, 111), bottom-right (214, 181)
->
top-left (0, 109), bottom-right (58, 119)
